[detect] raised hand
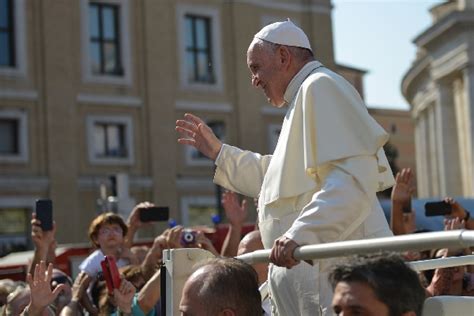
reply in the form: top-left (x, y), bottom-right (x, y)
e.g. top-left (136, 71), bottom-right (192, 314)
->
top-left (176, 113), bottom-right (222, 160)
top-left (166, 226), bottom-right (183, 249)
top-left (194, 231), bottom-right (219, 256)
top-left (391, 168), bottom-right (414, 206)
top-left (444, 197), bottom-right (467, 220)
top-left (31, 214), bottom-right (56, 254)
top-left (113, 279), bottom-right (136, 314)
top-left (222, 191), bottom-right (248, 227)
top-left (26, 261), bottom-right (66, 315)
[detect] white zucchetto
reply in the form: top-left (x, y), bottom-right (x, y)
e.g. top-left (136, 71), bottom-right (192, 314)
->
top-left (254, 18), bottom-right (312, 51)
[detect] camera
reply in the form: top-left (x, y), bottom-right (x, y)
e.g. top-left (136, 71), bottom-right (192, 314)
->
top-left (181, 230), bottom-right (196, 245)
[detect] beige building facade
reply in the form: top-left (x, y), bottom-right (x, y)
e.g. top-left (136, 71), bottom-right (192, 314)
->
top-left (402, 0), bottom-right (474, 198)
top-left (0, 0), bottom-right (413, 253)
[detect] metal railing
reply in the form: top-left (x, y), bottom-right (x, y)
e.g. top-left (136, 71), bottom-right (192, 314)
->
top-left (236, 230), bottom-right (474, 264)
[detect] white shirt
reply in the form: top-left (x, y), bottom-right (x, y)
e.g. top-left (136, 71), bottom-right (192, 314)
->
top-left (79, 249), bottom-right (129, 277)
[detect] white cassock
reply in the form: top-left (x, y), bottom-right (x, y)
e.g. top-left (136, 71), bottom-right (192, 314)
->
top-left (214, 61), bottom-right (395, 315)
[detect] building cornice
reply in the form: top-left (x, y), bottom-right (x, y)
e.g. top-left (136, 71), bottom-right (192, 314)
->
top-left (401, 56), bottom-right (431, 104)
top-left (0, 176), bottom-right (49, 192)
top-left (414, 11), bottom-right (474, 49)
top-left (231, 0), bottom-right (332, 14)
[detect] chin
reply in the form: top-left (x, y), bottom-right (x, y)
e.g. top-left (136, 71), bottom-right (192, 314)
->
top-left (269, 99), bottom-right (286, 108)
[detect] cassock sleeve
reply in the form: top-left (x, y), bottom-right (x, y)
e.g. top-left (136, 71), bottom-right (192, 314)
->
top-left (213, 144), bottom-right (272, 198)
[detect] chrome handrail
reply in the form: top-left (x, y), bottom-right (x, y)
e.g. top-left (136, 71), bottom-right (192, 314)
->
top-left (236, 230), bottom-right (474, 264)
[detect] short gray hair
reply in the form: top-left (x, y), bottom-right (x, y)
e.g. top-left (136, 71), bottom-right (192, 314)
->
top-left (253, 38), bottom-right (314, 62)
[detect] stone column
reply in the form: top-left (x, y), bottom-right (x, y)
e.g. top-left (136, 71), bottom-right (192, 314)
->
top-left (453, 76), bottom-right (473, 196)
top-left (39, 1), bottom-right (79, 243)
top-left (427, 105), bottom-right (440, 197)
top-left (415, 112), bottom-right (429, 197)
top-left (463, 66), bottom-right (474, 197)
top-left (434, 81), bottom-right (462, 197)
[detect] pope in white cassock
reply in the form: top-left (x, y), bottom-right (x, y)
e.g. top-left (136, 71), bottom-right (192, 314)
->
top-left (176, 20), bottom-right (395, 315)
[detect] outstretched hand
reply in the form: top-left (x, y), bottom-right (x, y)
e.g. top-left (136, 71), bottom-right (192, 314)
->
top-left (176, 113), bottom-right (222, 160)
top-left (26, 261), bottom-right (66, 315)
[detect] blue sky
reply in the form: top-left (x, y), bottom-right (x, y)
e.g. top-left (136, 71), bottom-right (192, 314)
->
top-left (332, 0), bottom-right (444, 109)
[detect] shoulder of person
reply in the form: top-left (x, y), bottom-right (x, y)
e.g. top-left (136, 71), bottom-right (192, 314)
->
top-left (78, 249), bottom-right (104, 275)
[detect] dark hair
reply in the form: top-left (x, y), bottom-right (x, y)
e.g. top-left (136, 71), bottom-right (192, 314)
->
top-left (88, 212), bottom-right (128, 248)
top-left (190, 258), bottom-right (262, 316)
top-left (329, 253), bottom-right (426, 316)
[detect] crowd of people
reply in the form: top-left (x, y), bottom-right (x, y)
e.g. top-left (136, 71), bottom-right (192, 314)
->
top-left (0, 177), bottom-right (471, 315)
top-left (1, 19), bottom-right (473, 316)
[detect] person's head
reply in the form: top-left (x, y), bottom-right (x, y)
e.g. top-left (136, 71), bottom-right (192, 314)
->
top-left (179, 258), bottom-right (261, 316)
top-left (120, 264), bottom-right (146, 290)
top-left (50, 269), bottom-right (73, 315)
top-left (329, 253), bottom-right (426, 316)
top-left (3, 284), bottom-right (29, 316)
top-left (237, 230), bottom-right (268, 286)
top-left (247, 20), bottom-right (314, 107)
top-left (88, 212), bottom-right (128, 249)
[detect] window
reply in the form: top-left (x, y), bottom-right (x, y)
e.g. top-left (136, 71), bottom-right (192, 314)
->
top-left (177, 5), bottom-right (223, 91)
top-left (0, 207), bottom-right (29, 257)
top-left (180, 196), bottom-right (218, 226)
top-left (86, 115), bottom-right (134, 165)
top-left (89, 2), bottom-right (122, 75)
top-left (185, 15), bottom-right (214, 83)
top-left (0, 109), bottom-right (28, 162)
top-left (0, 0), bottom-right (15, 67)
top-left (0, 118), bottom-right (18, 154)
top-left (186, 120), bottom-right (225, 166)
top-left (81, 0), bottom-right (131, 84)
top-left (93, 122), bottom-right (127, 157)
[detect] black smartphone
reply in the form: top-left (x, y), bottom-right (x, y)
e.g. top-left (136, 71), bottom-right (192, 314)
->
top-left (425, 201), bottom-right (452, 217)
top-left (35, 199), bottom-right (53, 231)
top-left (139, 206), bottom-right (170, 222)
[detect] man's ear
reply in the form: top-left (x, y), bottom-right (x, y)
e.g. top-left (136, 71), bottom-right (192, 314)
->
top-left (278, 46), bottom-right (291, 69)
top-left (219, 308), bottom-right (236, 316)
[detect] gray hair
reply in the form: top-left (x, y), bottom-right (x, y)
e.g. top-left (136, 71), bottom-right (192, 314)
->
top-left (252, 38), bottom-right (314, 62)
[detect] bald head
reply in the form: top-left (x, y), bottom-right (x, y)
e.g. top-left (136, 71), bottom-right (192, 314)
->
top-left (238, 230), bottom-right (264, 256)
top-left (180, 258), bottom-right (262, 316)
top-left (238, 231), bottom-right (268, 286)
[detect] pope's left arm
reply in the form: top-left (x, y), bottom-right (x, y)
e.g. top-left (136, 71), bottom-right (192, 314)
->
top-left (284, 161), bottom-right (375, 254)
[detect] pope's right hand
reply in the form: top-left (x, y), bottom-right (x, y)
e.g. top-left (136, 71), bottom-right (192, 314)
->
top-left (176, 113), bottom-right (222, 161)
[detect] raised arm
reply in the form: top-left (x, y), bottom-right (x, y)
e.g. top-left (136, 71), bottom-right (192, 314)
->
top-left (390, 168), bottom-right (415, 235)
top-left (220, 191), bottom-right (248, 257)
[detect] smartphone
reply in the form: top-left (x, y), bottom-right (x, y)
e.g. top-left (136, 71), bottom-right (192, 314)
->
top-left (139, 206), bottom-right (170, 222)
top-left (425, 201), bottom-right (452, 217)
top-left (100, 256), bottom-right (121, 294)
top-left (35, 199), bottom-right (53, 231)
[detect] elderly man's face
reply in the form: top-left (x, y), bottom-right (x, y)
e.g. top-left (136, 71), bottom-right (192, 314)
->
top-left (332, 281), bottom-right (390, 316)
top-left (247, 41), bottom-right (287, 107)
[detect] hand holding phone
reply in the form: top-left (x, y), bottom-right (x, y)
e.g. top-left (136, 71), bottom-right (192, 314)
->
top-left (35, 199), bottom-right (53, 231)
top-left (139, 206), bottom-right (170, 222)
top-left (100, 256), bottom-right (121, 294)
top-left (425, 201), bottom-right (452, 217)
